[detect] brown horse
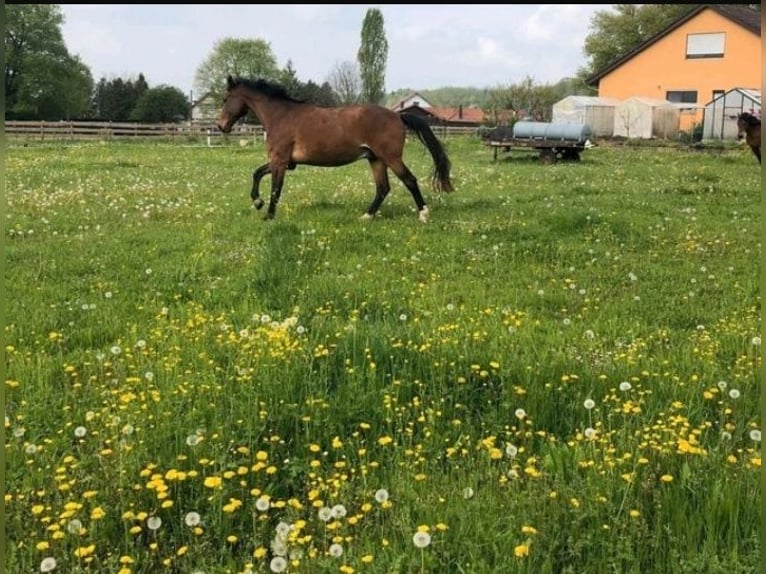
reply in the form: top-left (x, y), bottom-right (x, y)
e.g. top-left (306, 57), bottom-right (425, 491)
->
top-left (737, 111), bottom-right (761, 164)
top-left (216, 75), bottom-right (453, 222)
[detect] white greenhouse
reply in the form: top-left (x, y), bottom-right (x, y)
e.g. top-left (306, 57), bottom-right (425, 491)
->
top-left (551, 96), bottom-right (620, 137)
top-left (613, 97), bottom-right (680, 139)
top-left (702, 87), bottom-right (761, 140)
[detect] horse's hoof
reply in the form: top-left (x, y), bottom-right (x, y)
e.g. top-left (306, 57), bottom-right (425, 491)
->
top-left (361, 213), bottom-right (374, 221)
top-left (418, 206), bottom-right (429, 223)
top-left (253, 199), bottom-right (265, 210)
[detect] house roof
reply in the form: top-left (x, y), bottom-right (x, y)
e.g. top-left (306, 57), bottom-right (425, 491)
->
top-left (586, 4), bottom-right (762, 86)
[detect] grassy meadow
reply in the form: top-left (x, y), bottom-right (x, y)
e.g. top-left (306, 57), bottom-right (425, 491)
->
top-left (4, 134), bottom-right (762, 574)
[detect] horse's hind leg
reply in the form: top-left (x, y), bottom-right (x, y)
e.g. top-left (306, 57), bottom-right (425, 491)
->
top-left (388, 159), bottom-right (429, 223)
top-left (754, 146), bottom-right (761, 164)
top-left (362, 158), bottom-right (391, 219)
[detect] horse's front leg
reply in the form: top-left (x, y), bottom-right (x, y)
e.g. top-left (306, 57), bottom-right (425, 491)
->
top-left (251, 163), bottom-right (271, 210)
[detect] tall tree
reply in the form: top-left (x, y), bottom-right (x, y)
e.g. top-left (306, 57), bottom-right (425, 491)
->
top-left (194, 37), bottom-right (279, 100)
top-left (5, 4), bottom-right (93, 119)
top-left (327, 60), bottom-right (361, 105)
top-left (130, 85), bottom-right (189, 122)
top-left (92, 75), bottom-right (149, 121)
top-left (357, 8), bottom-right (388, 104)
top-left (579, 4), bottom-right (700, 80)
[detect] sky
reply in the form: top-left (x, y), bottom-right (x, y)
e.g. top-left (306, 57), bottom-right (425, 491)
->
top-left (59, 4), bottom-right (607, 100)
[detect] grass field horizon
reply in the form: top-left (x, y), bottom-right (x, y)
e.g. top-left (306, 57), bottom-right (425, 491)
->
top-left (5, 135), bottom-right (761, 574)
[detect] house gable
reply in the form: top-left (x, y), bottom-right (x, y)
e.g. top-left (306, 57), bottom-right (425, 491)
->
top-left (587, 5), bottom-right (761, 86)
top-left (585, 4), bottom-right (761, 129)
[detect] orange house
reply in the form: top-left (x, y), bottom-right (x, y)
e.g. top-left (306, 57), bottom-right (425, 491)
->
top-left (586, 4), bottom-right (761, 131)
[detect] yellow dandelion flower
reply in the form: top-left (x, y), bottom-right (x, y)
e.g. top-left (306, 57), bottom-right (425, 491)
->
top-left (660, 474), bottom-right (673, 483)
top-left (521, 525), bottom-right (538, 535)
top-left (514, 544), bottom-right (529, 557)
top-left (361, 554), bottom-right (374, 563)
top-left (36, 541), bottom-right (50, 551)
top-left (629, 510), bottom-right (640, 518)
top-left (203, 476), bottom-right (222, 488)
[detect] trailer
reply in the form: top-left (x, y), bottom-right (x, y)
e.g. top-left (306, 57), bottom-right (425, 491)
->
top-left (483, 122), bottom-right (594, 163)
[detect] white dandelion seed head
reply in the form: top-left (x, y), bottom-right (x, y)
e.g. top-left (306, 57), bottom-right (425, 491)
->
top-left (399, 313), bottom-right (407, 321)
top-left (752, 336), bottom-right (761, 346)
top-left (374, 488), bottom-right (389, 503)
top-left (584, 398), bottom-right (596, 410)
top-left (25, 444), bottom-right (38, 455)
top-left (514, 408), bottom-right (526, 420)
top-left (275, 521), bottom-right (291, 538)
top-left (717, 380), bottom-right (727, 391)
top-left (271, 538), bottom-right (288, 557)
top-left (749, 429), bottom-right (761, 442)
top-left (13, 427), bottom-right (26, 438)
top-left (619, 381), bottom-right (632, 392)
top-left (413, 531), bottom-right (432, 549)
top-left (720, 431), bottom-right (732, 440)
top-left (122, 424), bottom-right (134, 435)
top-left (135, 339), bottom-right (146, 348)
top-left (269, 556), bottom-right (288, 573)
top-left (329, 543), bottom-right (344, 557)
top-left (318, 506), bottom-right (332, 522)
top-left (40, 557), bottom-right (57, 572)
top-left (462, 486), bottom-right (475, 499)
top-left (67, 519), bottom-right (83, 534)
top-left (110, 345), bottom-right (122, 355)
top-left (104, 291), bottom-right (112, 299)
top-left (446, 303), bottom-right (455, 311)
top-left (260, 314), bottom-right (271, 324)
top-left (145, 268), bottom-right (153, 275)
top-left (505, 443), bottom-right (518, 458)
top-left (537, 289), bottom-right (545, 296)
top-left (296, 325), bottom-right (306, 335)
top-left (508, 469), bottom-right (520, 479)
top-left (186, 434), bottom-right (200, 446)
top-left (728, 389), bottom-right (741, 400)
top-left (289, 548), bottom-right (304, 560)
top-left (147, 516), bottom-right (162, 530)
top-left (184, 511), bottom-right (201, 527)
top-left (584, 329), bottom-right (595, 339)
top-left (562, 318), bottom-right (571, 326)
top-left (256, 496), bottom-right (270, 512)
top-left (628, 272), bottom-right (638, 281)
top-left (144, 371), bottom-right (154, 381)
top-left (584, 427), bottom-right (597, 439)
top-left (331, 504), bottom-right (347, 518)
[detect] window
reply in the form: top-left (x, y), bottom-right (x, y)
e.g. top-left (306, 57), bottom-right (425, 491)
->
top-left (666, 91), bottom-right (698, 104)
top-left (686, 32), bottom-right (725, 58)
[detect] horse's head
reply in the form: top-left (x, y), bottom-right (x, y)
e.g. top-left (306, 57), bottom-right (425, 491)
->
top-left (216, 75), bottom-right (249, 134)
top-left (737, 112), bottom-right (760, 140)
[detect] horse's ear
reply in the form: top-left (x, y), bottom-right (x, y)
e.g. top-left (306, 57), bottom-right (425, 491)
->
top-left (226, 75), bottom-right (234, 89)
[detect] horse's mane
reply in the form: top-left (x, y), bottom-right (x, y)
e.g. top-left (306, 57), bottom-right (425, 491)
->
top-left (739, 112), bottom-right (761, 127)
top-left (230, 76), bottom-right (305, 104)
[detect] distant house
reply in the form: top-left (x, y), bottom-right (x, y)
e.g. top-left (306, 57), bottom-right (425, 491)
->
top-left (190, 92), bottom-right (219, 123)
top-left (586, 4), bottom-right (761, 130)
top-left (389, 92), bottom-right (434, 112)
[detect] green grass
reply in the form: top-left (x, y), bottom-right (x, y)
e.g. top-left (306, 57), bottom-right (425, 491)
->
top-left (4, 136), bottom-right (761, 574)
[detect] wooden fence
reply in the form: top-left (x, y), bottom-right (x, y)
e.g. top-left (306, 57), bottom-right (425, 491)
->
top-left (5, 120), bottom-right (478, 143)
top-left (5, 121), bottom-right (266, 143)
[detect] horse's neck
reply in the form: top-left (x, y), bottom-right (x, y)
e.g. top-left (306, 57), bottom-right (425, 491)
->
top-left (245, 95), bottom-right (296, 130)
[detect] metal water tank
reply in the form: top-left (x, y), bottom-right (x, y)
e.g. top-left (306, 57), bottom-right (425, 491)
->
top-left (513, 121), bottom-right (592, 142)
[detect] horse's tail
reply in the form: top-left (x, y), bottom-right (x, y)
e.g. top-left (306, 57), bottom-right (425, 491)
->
top-left (399, 113), bottom-right (454, 192)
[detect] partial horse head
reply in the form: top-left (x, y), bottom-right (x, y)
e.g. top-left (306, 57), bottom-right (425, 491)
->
top-left (736, 112), bottom-right (761, 164)
top-left (737, 112), bottom-right (760, 140)
top-left (216, 75), bottom-right (250, 134)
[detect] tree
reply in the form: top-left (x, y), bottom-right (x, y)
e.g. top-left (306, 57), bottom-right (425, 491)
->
top-left (357, 8), bottom-right (388, 104)
top-left (129, 85), bottom-right (189, 123)
top-left (327, 60), bottom-right (361, 105)
top-left (5, 4), bottom-right (93, 119)
top-left (579, 5), bottom-right (700, 80)
top-left (194, 37), bottom-right (280, 99)
top-left (92, 74), bottom-right (149, 121)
